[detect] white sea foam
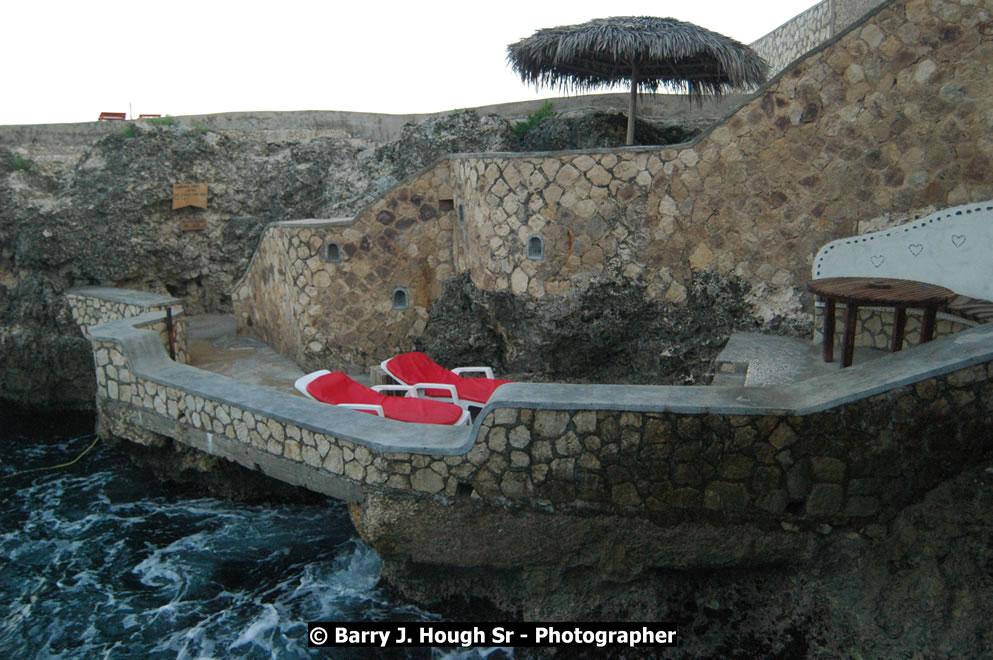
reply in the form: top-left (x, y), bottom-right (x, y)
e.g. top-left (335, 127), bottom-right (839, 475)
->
top-left (1, 423), bottom-right (475, 660)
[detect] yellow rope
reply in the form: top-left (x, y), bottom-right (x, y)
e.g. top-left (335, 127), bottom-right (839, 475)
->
top-left (1, 436), bottom-right (101, 479)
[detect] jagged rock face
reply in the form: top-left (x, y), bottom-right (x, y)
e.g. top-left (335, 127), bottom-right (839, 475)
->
top-left (1, 109), bottom-right (710, 409)
top-left (360, 459), bottom-right (993, 657)
top-left (375, 111), bottom-right (513, 176)
top-left (416, 271), bottom-right (775, 385)
top-left (513, 111), bottom-right (701, 151)
top-left (0, 112), bottom-right (511, 409)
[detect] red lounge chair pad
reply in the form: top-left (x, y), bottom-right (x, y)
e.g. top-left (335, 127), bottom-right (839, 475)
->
top-left (307, 371), bottom-right (464, 425)
top-left (452, 376), bottom-right (513, 404)
top-left (384, 352), bottom-right (511, 403)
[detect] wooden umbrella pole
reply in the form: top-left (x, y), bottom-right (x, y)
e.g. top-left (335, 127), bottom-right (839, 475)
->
top-left (627, 63), bottom-right (638, 145)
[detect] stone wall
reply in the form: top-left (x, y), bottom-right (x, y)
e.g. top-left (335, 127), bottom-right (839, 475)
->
top-left (235, 0), bottom-right (993, 369)
top-left (76, 287), bottom-right (993, 541)
top-left (466, 373), bottom-right (993, 521)
top-left (231, 163), bottom-right (457, 373)
top-left (812, 305), bottom-right (974, 349)
top-left (751, 0), bottom-right (837, 75)
top-left (751, 0), bottom-right (889, 75)
top-left (66, 287), bottom-right (188, 364)
top-left (455, 0), bottom-right (993, 298)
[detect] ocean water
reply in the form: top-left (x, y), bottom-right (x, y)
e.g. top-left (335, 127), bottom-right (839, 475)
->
top-left (0, 411), bottom-right (507, 659)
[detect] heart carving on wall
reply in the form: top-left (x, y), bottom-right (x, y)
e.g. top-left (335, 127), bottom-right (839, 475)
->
top-left (908, 244), bottom-right (924, 256)
top-left (952, 234), bottom-right (966, 247)
top-left (871, 255), bottom-right (885, 267)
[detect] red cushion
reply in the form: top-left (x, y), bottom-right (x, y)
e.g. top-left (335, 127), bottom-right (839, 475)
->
top-left (386, 352), bottom-right (459, 386)
top-left (465, 378), bottom-right (512, 403)
top-left (384, 352), bottom-right (511, 403)
top-left (307, 371), bottom-right (380, 406)
top-left (307, 371), bottom-right (464, 425)
top-left (381, 397), bottom-right (465, 425)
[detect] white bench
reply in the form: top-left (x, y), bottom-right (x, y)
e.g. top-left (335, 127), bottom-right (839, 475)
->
top-left (810, 201), bottom-right (993, 350)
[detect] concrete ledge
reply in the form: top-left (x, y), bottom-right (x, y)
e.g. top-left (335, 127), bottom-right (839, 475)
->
top-left (273, 218), bottom-right (354, 227)
top-left (89, 311), bottom-right (473, 455)
top-left (66, 286), bottom-right (181, 308)
top-left (92, 308), bottom-right (993, 457)
top-left (75, 288), bottom-right (993, 525)
top-left (474, 321), bottom-right (993, 420)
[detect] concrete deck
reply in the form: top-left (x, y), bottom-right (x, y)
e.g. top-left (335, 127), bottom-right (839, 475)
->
top-left (186, 315), bottom-right (306, 396)
top-left (186, 312), bottom-right (891, 394)
top-left (712, 332), bottom-right (888, 387)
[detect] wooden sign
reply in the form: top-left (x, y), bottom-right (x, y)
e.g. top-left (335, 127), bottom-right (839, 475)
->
top-left (173, 183), bottom-right (208, 210)
top-left (180, 218), bottom-right (207, 232)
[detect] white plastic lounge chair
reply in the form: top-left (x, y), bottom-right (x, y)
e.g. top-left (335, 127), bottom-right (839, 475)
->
top-left (294, 370), bottom-right (470, 425)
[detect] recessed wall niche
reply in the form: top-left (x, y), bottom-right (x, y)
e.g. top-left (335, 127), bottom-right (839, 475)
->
top-left (391, 287), bottom-right (409, 310)
top-left (321, 241), bottom-right (342, 263)
top-left (527, 234), bottom-right (545, 260)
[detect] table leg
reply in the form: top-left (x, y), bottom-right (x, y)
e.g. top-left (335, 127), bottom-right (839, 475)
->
top-left (920, 305), bottom-right (938, 343)
top-left (822, 298), bottom-right (836, 363)
top-left (842, 302), bottom-right (859, 367)
top-left (892, 306), bottom-right (907, 352)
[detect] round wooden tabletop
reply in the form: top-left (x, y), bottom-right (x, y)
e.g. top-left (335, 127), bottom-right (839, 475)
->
top-left (806, 277), bottom-right (956, 306)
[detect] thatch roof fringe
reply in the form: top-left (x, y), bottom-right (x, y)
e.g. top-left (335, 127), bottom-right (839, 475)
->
top-left (508, 16), bottom-right (768, 100)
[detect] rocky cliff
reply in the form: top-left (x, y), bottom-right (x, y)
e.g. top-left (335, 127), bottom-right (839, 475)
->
top-left (366, 458), bottom-right (993, 657)
top-left (0, 108), bottom-right (704, 409)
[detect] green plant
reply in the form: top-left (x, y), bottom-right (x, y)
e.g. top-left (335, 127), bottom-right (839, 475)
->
top-left (146, 115), bottom-right (178, 127)
top-left (11, 155), bottom-right (31, 171)
top-left (121, 124), bottom-right (137, 138)
top-left (190, 119), bottom-right (208, 133)
top-left (513, 101), bottom-right (557, 137)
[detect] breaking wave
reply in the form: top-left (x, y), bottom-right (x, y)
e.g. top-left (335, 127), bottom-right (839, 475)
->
top-left (0, 413), bottom-right (508, 659)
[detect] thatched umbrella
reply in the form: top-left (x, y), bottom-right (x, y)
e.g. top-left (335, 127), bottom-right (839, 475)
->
top-left (507, 16), bottom-right (769, 145)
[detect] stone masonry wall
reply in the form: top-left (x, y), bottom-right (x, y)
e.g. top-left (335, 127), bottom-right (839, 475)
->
top-left (66, 289), bottom-right (188, 364)
top-left (752, 0), bottom-right (837, 75)
top-left (81, 295), bottom-right (993, 531)
top-left (452, 0), bottom-right (993, 305)
top-left (234, 0), bottom-right (993, 370)
top-left (465, 370), bottom-right (993, 522)
top-left (811, 305), bottom-right (975, 349)
top-left (751, 0), bottom-right (890, 76)
top-left (232, 163), bottom-right (457, 373)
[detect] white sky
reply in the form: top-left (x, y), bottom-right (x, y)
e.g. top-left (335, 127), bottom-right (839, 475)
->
top-left (6, 0), bottom-right (819, 126)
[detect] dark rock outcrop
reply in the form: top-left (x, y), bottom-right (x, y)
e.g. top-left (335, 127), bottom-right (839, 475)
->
top-left (0, 108), bottom-right (710, 409)
top-left (358, 459), bottom-right (993, 657)
top-left (417, 271), bottom-right (778, 385)
top-left (513, 111), bottom-right (701, 152)
top-left (0, 112), bottom-right (505, 409)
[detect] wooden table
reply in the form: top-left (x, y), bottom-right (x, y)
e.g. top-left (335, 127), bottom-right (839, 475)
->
top-left (806, 277), bottom-right (956, 367)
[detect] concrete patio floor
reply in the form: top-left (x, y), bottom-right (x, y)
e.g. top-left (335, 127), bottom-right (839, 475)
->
top-left (712, 332), bottom-right (888, 387)
top-left (186, 313), bottom-right (894, 394)
top-left (186, 315), bottom-right (307, 396)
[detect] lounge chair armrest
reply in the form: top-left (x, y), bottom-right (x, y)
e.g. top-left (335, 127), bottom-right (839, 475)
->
top-left (452, 366), bottom-right (495, 379)
top-left (372, 384), bottom-right (421, 398)
top-left (294, 369), bottom-right (332, 399)
top-left (337, 403), bottom-right (385, 416)
top-left (409, 382), bottom-right (460, 403)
